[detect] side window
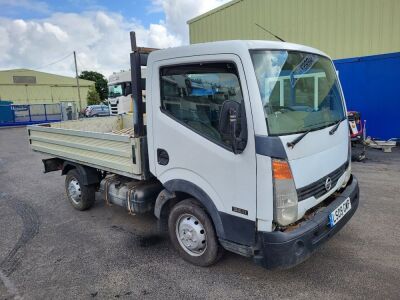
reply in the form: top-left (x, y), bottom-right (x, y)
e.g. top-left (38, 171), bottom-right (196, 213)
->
top-left (160, 62), bottom-right (244, 147)
top-left (124, 82), bottom-right (132, 96)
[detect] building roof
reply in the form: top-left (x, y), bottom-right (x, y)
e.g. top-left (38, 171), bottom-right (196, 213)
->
top-left (0, 68), bottom-right (94, 86)
top-left (187, 0), bottom-right (239, 24)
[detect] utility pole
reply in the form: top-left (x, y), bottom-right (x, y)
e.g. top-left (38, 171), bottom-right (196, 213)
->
top-left (73, 51), bottom-right (82, 111)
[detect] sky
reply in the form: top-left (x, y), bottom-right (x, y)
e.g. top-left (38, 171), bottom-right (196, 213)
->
top-left (0, 0), bottom-right (230, 77)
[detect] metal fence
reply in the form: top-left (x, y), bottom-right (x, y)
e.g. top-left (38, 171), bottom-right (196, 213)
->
top-left (0, 103), bottom-right (69, 127)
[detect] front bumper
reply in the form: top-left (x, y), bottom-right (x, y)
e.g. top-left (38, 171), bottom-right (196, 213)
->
top-left (254, 175), bottom-right (359, 269)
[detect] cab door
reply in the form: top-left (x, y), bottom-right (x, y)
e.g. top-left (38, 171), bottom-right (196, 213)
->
top-left (148, 54), bottom-right (257, 245)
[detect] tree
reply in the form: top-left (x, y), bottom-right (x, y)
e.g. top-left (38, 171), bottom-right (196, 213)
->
top-left (86, 86), bottom-right (101, 105)
top-left (79, 71), bottom-right (108, 101)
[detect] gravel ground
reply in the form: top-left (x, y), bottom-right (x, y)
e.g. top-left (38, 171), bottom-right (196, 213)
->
top-left (0, 127), bottom-right (399, 299)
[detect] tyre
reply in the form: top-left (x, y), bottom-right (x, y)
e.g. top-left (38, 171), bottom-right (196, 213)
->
top-left (168, 199), bottom-right (223, 267)
top-left (65, 169), bottom-right (96, 211)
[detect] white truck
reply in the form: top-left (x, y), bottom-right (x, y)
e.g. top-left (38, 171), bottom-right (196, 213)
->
top-left (108, 68), bottom-right (146, 115)
top-left (28, 32), bottom-right (359, 269)
top-left (107, 70), bottom-right (132, 115)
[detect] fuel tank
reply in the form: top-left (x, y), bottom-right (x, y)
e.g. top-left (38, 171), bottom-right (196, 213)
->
top-left (99, 175), bottom-right (163, 214)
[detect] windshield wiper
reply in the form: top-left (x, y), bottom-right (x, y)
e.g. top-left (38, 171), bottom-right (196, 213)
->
top-left (329, 119), bottom-right (343, 135)
top-left (286, 119), bottom-right (342, 149)
top-left (287, 129), bottom-right (311, 148)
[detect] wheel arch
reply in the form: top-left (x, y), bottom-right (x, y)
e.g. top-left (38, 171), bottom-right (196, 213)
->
top-left (155, 179), bottom-right (226, 240)
top-left (61, 162), bottom-right (100, 186)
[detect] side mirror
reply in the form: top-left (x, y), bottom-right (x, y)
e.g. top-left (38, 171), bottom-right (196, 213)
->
top-left (219, 100), bottom-right (247, 154)
top-left (184, 78), bottom-right (192, 95)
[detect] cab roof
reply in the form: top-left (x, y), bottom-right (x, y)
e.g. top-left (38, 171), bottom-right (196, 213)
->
top-left (149, 40), bottom-right (330, 62)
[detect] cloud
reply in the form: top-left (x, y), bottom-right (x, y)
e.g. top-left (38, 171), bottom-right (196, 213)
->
top-left (0, 12), bottom-right (179, 77)
top-left (0, 0), bottom-right (230, 78)
top-left (151, 0), bottom-right (229, 43)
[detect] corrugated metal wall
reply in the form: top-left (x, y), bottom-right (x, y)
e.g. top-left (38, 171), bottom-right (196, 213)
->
top-left (189, 0), bottom-right (400, 59)
top-left (0, 85), bottom-right (91, 106)
top-left (0, 69), bottom-right (93, 107)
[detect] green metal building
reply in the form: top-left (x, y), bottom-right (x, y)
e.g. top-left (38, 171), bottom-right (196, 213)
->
top-left (0, 69), bottom-right (94, 109)
top-left (188, 0), bottom-right (400, 59)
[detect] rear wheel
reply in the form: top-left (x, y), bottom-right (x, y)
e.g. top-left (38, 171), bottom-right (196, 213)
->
top-left (168, 199), bottom-right (223, 266)
top-left (65, 169), bottom-right (96, 210)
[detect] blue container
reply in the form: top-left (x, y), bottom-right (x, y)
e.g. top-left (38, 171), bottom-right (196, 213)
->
top-left (0, 101), bottom-right (14, 123)
top-left (334, 52), bottom-right (400, 140)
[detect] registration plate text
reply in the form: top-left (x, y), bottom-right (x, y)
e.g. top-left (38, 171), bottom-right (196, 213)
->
top-left (329, 197), bottom-right (351, 227)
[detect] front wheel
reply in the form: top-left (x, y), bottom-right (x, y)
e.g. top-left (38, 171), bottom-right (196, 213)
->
top-left (168, 199), bottom-right (223, 267)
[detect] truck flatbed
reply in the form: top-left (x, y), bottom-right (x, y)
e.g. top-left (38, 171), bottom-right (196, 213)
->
top-left (28, 115), bottom-right (145, 179)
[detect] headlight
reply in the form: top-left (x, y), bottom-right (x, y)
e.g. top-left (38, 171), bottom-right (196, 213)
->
top-left (272, 159), bottom-right (298, 226)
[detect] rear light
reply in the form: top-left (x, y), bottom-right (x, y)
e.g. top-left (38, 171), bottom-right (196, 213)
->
top-left (272, 159), bottom-right (298, 226)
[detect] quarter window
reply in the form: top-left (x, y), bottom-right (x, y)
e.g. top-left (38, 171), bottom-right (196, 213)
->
top-left (160, 62), bottom-right (244, 147)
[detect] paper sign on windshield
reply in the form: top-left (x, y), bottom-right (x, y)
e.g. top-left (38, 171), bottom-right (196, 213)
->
top-left (290, 54), bottom-right (319, 87)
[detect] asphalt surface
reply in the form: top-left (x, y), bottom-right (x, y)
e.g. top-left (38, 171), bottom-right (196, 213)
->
top-left (0, 127), bottom-right (399, 299)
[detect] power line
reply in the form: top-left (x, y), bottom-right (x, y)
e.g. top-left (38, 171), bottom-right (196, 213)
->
top-left (35, 52), bottom-right (73, 70)
top-left (2, 52), bottom-right (73, 73)
top-left (75, 55), bottom-right (85, 72)
top-left (76, 55), bottom-right (103, 74)
top-left (75, 54), bottom-right (85, 72)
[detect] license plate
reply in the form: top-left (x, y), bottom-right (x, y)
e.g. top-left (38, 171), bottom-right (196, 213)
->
top-left (329, 197), bottom-right (351, 227)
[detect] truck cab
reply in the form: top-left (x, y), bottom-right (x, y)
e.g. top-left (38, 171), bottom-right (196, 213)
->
top-left (145, 40), bottom-right (358, 268)
top-left (108, 69), bottom-right (146, 115)
top-left (108, 70), bottom-right (132, 115)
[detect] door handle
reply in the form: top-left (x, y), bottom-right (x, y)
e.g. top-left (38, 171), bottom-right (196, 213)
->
top-left (157, 148), bottom-right (169, 165)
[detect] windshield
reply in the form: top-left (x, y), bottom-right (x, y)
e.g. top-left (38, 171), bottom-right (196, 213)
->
top-left (108, 84), bottom-right (123, 98)
top-left (108, 81), bottom-right (133, 98)
top-left (251, 50), bottom-right (345, 135)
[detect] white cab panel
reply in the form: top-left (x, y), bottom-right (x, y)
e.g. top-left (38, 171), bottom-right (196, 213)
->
top-left (148, 54), bottom-right (257, 221)
top-left (256, 154), bottom-right (274, 231)
top-left (281, 121), bottom-right (348, 188)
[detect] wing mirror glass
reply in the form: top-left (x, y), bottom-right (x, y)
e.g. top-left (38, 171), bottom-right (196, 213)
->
top-left (219, 100), bottom-right (247, 154)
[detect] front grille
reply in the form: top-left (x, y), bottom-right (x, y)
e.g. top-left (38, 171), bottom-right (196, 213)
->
top-left (297, 161), bottom-right (348, 201)
top-left (110, 104), bottom-right (118, 114)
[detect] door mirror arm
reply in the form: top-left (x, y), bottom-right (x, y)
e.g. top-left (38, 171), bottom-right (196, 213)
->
top-left (230, 108), bottom-right (237, 153)
top-left (229, 108), bottom-right (241, 154)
